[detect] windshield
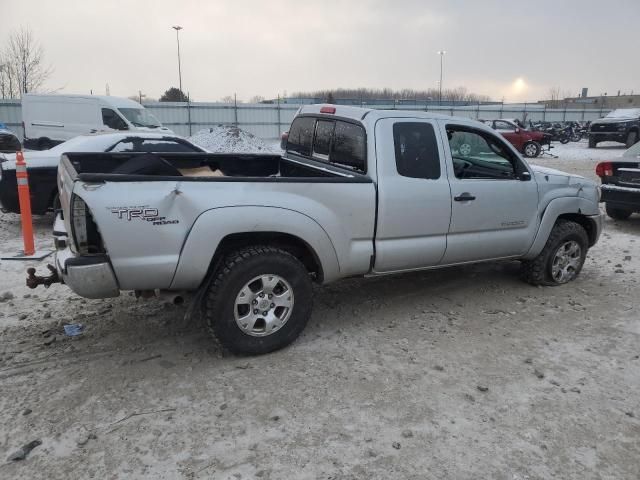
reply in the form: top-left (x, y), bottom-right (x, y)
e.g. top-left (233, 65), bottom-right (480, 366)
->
top-left (118, 108), bottom-right (162, 128)
top-left (604, 109), bottom-right (640, 119)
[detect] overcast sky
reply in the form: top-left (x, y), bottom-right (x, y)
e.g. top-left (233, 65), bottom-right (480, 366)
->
top-left (4, 0), bottom-right (640, 102)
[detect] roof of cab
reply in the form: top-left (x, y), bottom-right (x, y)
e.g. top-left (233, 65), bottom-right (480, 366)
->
top-left (23, 93), bottom-right (144, 109)
top-left (297, 104), bottom-right (475, 124)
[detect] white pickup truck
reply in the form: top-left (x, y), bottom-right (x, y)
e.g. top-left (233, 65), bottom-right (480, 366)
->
top-left (32, 105), bottom-right (603, 355)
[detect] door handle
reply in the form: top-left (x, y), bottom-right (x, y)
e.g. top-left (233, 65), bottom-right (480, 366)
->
top-left (454, 194), bottom-right (476, 202)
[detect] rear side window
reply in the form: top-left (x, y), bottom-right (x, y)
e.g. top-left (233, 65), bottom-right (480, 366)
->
top-left (393, 122), bottom-right (441, 179)
top-left (287, 117), bottom-right (315, 156)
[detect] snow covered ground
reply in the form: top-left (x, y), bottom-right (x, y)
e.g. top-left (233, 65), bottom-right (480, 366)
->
top-left (0, 141), bottom-right (638, 479)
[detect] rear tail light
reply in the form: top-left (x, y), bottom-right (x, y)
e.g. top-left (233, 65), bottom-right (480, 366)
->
top-left (595, 162), bottom-right (613, 177)
top-left (280, 131), bottom-right (288, 150)
top-left (320, 106), bottom-right (336, 114)
top-left (71, 194), bottom-right (89, 253)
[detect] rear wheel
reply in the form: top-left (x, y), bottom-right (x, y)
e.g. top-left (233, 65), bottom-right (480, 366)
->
top-left (625, 131), bottom-right (638, 149)
top-left (523, 141), bottom-right (541, 158)
top-left (605, 204), bottom-right (633, 220)
top-left (520, 220), bottom-right (588, 286)
top-left (588, 136), bottom-right (597, 148)
top-left (204, 246), bottom-right (313, 355)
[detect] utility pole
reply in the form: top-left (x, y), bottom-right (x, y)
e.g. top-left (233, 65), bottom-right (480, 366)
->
top-left (172, 25), bottom-right (183, 94)
top-left (437, 50), bottom-right (446, 106)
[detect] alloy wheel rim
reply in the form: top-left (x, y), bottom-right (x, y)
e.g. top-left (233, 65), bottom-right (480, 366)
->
top-left (551, 240), bottom-right (582, 283)
top-left (234, 274), bottom-right (294, 337)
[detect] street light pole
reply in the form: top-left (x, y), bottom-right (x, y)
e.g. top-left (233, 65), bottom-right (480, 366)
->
top-left (437, 50), bottom-right (446, 106)
top-left (172, 25), bottom-right (183, 94)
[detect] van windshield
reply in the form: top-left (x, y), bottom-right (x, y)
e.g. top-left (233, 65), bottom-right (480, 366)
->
top-left (118, 108), bottom-right (162, 128)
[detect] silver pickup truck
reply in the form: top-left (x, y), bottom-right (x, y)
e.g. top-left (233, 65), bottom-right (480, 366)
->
top-left (38, 105), bottom-right (603, 355)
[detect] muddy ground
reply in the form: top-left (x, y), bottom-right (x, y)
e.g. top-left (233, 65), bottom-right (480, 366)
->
top-left (0, 142), bottom-right (638, 479)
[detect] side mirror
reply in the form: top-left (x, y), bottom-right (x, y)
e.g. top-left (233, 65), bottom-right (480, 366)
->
top-left (519, 171), bottom-right (531, 181)
top-left (515, 128), bottom-right (521, 134)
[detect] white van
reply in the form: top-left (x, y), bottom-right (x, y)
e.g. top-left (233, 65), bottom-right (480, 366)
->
top-left (22, 94), bottom-right (174, 150)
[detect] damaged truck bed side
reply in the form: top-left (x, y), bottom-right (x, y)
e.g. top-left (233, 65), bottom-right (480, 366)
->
top-left (43, 105), bottom-right (603, 355)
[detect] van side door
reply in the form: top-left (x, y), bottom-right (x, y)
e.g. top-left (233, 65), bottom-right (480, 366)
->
top-left (373, 118), bottom-right (452, 273)
top-left (438, 121), bottom-right (540, 264)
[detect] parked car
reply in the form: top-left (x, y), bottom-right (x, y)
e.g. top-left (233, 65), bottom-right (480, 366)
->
top-left (588, 108), bottom-right (640, 148)
top-left (596, 139), bottom-right (640, 219)
top-left (33, 105), bottom-right (603, 355)
top-left (22, 94), bottom-right (174, 150)
top-left (0, 132), bottom-right (205, 215)
top-left (0, 123), bottom-right (21, 153)
top-left (481, 119), bottom-right (549, 157)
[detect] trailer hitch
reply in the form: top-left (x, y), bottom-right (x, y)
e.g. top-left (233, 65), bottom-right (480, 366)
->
top-left (26, 265), bottom-right (60, 289)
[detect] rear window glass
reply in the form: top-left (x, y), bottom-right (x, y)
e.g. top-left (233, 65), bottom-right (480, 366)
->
top-left (332, 121), bottom-right (366, 171)
top-left (393, 123), bottom-right (441, 179)
top-left (313, 120), bottom-right (334, 159)
top-left (288, 117), bottom-right (367, 172)
top-left (287, 117), bottom-right (315, 156)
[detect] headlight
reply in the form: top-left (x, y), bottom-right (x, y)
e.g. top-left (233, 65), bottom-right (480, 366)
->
top-left (618, 124), bottom-right (627, 131)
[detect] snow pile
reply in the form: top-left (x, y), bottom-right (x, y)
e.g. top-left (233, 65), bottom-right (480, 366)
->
top-left (188, 125), bottom-right (280, 154)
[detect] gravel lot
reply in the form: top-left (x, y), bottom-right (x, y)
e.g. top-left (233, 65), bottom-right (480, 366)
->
top-left (1, 141), bottom-right (639, 479)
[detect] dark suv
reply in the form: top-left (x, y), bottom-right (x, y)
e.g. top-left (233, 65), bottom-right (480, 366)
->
top-left (589, 109), bottom-right (640, 148)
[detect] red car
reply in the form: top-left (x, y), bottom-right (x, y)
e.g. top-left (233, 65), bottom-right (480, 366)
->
top-left (481, 119), bottom-right (548, 158)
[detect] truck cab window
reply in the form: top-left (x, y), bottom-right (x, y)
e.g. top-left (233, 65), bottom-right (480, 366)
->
top-left (331, 121), bottom-right (366, 172)
top-left (447, 126), bottom-right (519, 180)
top-left (102, 108), bottom-right (128, 131)
top-left (312, 120), bottom-right (334, 160)
top-left (286, 117), bottom-right (315, 156)
top-left (393, 122), bottom-right (440, 179)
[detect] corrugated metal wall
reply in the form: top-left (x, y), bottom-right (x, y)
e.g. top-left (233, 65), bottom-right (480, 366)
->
top-left (0, 99), bottom-right (612, 142)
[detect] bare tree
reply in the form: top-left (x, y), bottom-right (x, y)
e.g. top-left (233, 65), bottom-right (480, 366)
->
top-left (220, 95), bottom-right (235, 103)
top-left (547, 86), bottom-right (561, 102)
top-left (249, 95), bottom-right (265, 104)
top-left (3, 27), bottom-right (53, 96)
top-left (0, 51), bottom-right (19, 98)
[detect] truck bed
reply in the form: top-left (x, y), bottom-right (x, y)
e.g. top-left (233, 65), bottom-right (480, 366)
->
top-left (58, 152), bottom-right (377, 292)
top-left (64, 152), bottom-right (368, 182)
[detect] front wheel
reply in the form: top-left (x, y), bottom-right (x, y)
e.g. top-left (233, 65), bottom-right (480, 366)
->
top-left (204, 246), bottom-right (313, 355)
top-left (523, 141), bottom-right (541, 158)
top-left (570, 133), bottom-right (581, 142)
top-left (520, 220), bottom-right (588, 286)
top-left (560, 136), bottom-right (570, 144)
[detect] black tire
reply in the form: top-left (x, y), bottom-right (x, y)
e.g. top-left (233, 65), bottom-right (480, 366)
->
top-left (560, 136), bottom-right (570, 144)
top-left (522, 141), bottom-right (541, 158)
top-left (204, 246), bottom-right (313, 355)
top-left (570, 133), bottom-right (581, 142)
top-left (520, 219), bottom-right (588, 286)
top-left (605, 204), bottom-right (633, 220)
top-left (625, 131), bottom-right (638, 149)
top-left (588, 136), bottom-right (597, 148)
top-left (52, 192), bottom-right (61, 212)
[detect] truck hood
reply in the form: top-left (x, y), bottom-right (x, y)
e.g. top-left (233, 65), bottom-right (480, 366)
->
top-left (530, 164), bottom-right (587, 184)
top-left (529, 164), bottom-right (599, 203)
top-left (591, 117), bottom-right (636, 125)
